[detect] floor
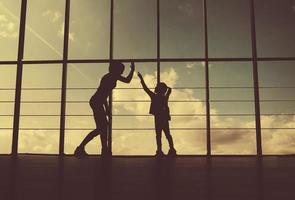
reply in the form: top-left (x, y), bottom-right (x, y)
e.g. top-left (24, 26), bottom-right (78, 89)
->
top-left (0, 155), bottom-right (294, 200)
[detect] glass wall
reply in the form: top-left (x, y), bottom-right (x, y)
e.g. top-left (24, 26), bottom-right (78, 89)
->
top-left (259, 61), bottom-right (295, 154)
top-left (0, 0), bottom-right (294, 155)
top-left (18, 64), bottom-right (61, 154)
top-left (210, 62), bottom-right (256, 154)
top-left (0, 65), bottom-right (16, 153)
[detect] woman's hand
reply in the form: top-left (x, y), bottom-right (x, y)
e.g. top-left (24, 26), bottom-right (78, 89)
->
top-left (130, 62), bottom-right (135, 71)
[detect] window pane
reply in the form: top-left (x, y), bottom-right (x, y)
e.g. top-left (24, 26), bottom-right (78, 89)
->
top-left (0, 65), bottom-right (16, 153)
top-left (173, 130), bottom-right (206, 154)
top-left (113, 63), bottom-right (157, 155)
top-left (259, 61), bottom-right (295, 115)
top-left (210, 62), bottom-right (256, 154)
top-left (160, 62), bottom-right (206, 155)
top-left (259, 61), bottom-right (295, 154)
top-left (68, 0), bottom-right (110, 59)
top-left (18, 64), bottom-right (61, 154)
top-left (114, 0), bottom-right (156, 59)
top-left (24, 0), bottom-right (65, 60)
top-left (207, 0), bottom-right (252, 58)
top-left (0, 1), bottom-right (21, 60)
top-left (210, 62), bottom-right (254, 114)
top-left (0, 130), bottom-right (12, 154)
top-left (255, 0), bottom-right (295, 57)
top-left (18, 130), bottom-right (59, 154)
top-left (112, 130), bottom-right (156, 155)
top-left (262, 130), bottom-right (295, 155)
top-left (160, 0), bottom-right (204, 58)
top-left (65, 64), bottom-right (108, 154)
top-left (112, 130), bottom-right (206, 155)
top-left (211, 130), bottom-right (256, 155)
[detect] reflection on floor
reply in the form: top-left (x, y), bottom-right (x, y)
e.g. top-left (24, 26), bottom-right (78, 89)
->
top-left (0, 155), bottom-right (295, 200)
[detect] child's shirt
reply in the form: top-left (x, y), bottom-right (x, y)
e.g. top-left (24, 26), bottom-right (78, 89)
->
top-left (149, 93), bottom-right (171, 120)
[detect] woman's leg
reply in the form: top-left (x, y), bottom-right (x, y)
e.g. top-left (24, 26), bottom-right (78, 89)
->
top-left (91, 106), bottom-right (108, 153)
top-left (78, 108), bottom-right (102, 148)
top-left (99, 116), bottom-right (108, 154)
top-left (79, 130), bottom-right (99, 148)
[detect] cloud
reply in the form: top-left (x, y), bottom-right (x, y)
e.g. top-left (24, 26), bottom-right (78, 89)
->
top-left (42, 10), bottom-right (62, 23)
top-left (178, 2), bottom-right (194, 16)
top-left (18, 130), bottom-right (59, 154)
top-left (185, 63), bottom-right (196, 69)
top-left (58, 22), bottom-right (76, 42)
top-left (185, 62), bottom-right (212, 69)
top-left (42, 10), bottom-right (76, 42)
top-left (0, 14), bottom-right (18, 38)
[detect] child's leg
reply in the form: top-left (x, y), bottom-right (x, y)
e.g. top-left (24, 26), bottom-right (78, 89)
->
top-left (155, 117), bottom-right (163, 152)
top-left (163, 120), bottom-right (175, 150)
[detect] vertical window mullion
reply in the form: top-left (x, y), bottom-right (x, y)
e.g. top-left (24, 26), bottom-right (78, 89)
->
top-left (249, 0), bottom-right (262, 156)
top-left (203, 0), bottom-right (211, 156)
top-left (59, 0), bottom-right (71, 155)
top-left (108, 0), bottom-right (114, 154)
top-left (157, 0), bottom-right (160, 83)
top-left (12, 0), bottom-right (27, 156)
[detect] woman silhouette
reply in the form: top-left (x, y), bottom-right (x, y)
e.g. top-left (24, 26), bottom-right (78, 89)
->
top-left (75, 61), bottom-right (135, 158)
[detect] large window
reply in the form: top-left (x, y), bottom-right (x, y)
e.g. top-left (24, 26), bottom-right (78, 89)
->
top-left (0, 0), bottom-right (294, 155)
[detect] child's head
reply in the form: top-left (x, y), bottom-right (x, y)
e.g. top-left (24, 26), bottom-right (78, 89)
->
top-left (109, 61), bottom-right (125, 75)
top-left (155, 82), bottom-right (168, 95)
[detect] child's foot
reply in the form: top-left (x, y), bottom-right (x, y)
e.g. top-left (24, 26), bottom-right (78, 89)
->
top-left (167, 148), bottom-right (177, 157)
top-left (155, 150), bottom-right (165, 158)
top-left (74, 146), bottom-right (88, 158)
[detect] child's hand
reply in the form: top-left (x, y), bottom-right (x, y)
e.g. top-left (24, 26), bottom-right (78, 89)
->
top-left (130, 62), bottom-right (135, 71)
top-left (137, 72), bottom-right (143, 79)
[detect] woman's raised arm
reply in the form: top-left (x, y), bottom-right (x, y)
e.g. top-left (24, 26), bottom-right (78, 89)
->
top-left (118, 62), bottom-right (135, 83)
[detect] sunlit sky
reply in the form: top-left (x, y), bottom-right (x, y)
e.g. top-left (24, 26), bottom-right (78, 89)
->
top-left (1, 0), bottom-right (295, 155)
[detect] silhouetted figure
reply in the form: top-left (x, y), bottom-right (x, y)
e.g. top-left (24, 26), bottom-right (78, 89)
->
top-left (137, 72), bottom-right (177, 158)
top-left (75, 61), bottom-right (135, 158)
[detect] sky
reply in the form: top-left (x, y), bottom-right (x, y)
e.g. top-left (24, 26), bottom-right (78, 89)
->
top-left (1, 0), bottom-right (295, 155)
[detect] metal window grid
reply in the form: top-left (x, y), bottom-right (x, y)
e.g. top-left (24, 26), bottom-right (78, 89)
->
top-left (0, 0), bottom-right (294, 156)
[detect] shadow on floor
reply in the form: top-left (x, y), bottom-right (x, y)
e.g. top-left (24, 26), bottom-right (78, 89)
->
top-left (0, 155), bottom-right (295, 200)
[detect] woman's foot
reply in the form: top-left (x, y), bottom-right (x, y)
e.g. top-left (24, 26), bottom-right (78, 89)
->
top-left (101, 148), bottom-right (112, 159)
top-left (155, 150), bottom-right (165, 158)
top-left (167, 148), bottom-right (177, 157)
top-left (74, 146), bottom-right (88, 158)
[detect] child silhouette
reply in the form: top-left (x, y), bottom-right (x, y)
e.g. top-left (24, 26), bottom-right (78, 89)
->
top-left (137, 72), bottom-right (177, 157)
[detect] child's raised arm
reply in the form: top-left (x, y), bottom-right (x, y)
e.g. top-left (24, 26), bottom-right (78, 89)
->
top-left (137, 72), bottom-right (154, 97)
